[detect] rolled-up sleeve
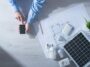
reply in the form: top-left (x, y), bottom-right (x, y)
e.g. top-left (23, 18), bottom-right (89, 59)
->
top-left (9, 0), bottom-right (20, 12)
top-left (27, 0), bottom-right (45, 24)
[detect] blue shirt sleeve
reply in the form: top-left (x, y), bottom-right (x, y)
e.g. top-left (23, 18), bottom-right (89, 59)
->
top-left (9, 0), bottom-right (20, 12)
top-left (27, 0), bottom-right (45, 24)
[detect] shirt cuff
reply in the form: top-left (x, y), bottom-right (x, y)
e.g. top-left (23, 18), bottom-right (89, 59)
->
top-left (9, 0), bottom-right (20, 12)
top-left (11, 5), bottom-right (20, 12)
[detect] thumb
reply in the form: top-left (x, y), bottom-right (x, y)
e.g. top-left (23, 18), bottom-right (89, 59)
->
top-left (23, 21), bottom-right (27, 24)
top-left (22, 21), bottom-right (25, 25)
top-left (21, 21), bottom-right (25, 25)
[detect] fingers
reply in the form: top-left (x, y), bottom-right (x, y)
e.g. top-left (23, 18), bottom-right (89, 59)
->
top-left (16, 16), bottom-right (25, 24)
top-left (25, 23), bottom-right (30, 32)
top-left (15, 15), bottom-right (18, 19)
top-left (15, 12), bottom-right (25, 24)
top-left (19, 16), bottom-right (23, 22)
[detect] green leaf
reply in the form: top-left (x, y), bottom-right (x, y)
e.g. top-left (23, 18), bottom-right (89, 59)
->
top-left (86, 21), bottom-right (90, 29)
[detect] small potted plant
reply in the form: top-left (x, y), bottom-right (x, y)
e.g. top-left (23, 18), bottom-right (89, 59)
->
top-left (85, 19), bottom-right (90, 31)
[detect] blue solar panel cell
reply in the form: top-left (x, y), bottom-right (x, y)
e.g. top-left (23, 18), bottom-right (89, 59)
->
top-left (64, 33), bottom-right (90, 67)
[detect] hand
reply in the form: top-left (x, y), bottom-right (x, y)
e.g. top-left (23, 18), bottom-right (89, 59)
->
top-left (15, 11), bottom-right (25, 24)
top-left (25, 22), bottom-right (31, 33)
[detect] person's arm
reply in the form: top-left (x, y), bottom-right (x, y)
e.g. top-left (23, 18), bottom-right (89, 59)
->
top-left (9, 0), bottom-right (25, 23)
top-left (9, 0), bottom-right (20, 12)
top-left (27, 0), bottom-right (45, 24)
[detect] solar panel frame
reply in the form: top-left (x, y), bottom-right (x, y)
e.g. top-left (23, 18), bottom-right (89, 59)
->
top-left (64, 31), bottom-right (90, 67)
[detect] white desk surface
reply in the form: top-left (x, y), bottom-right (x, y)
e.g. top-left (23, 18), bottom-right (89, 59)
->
top-left (37, 4), bottom-right (90, 59)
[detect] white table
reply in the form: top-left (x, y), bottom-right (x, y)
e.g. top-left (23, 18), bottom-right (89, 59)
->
top-left (37, 3), bottom-right (90, 58)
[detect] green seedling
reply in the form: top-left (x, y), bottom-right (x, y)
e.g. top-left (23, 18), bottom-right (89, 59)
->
top-left (85, 19), bottom-right (90, 30)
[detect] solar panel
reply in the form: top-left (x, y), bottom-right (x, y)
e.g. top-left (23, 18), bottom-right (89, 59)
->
top-left (64, 33), bottom-right (90, 67)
